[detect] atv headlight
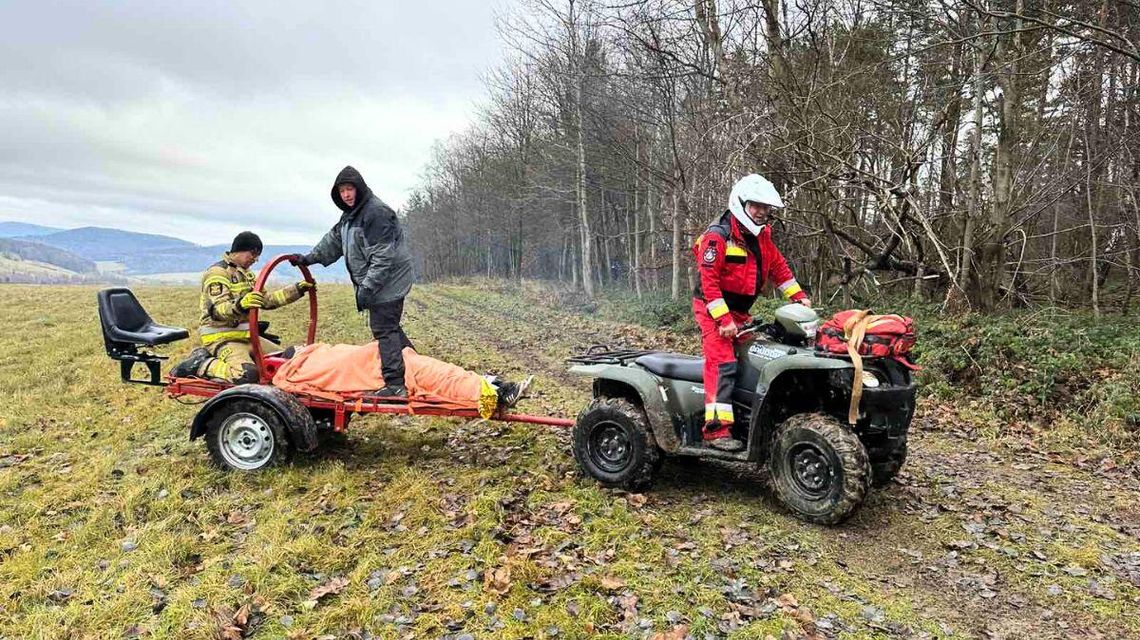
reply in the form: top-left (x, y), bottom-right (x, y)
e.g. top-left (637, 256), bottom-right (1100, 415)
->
top-left (860, 370), bottom-right (880, 388)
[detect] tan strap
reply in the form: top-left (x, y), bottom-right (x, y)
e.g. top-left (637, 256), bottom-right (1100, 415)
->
top-left (843, 310), bottom-right (872, 424)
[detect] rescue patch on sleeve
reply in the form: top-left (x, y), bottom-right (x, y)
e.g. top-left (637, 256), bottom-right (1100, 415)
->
top-left (702, 239), bottom-right (718, 265)
top-left (208, 282), bottom-right (224, 296)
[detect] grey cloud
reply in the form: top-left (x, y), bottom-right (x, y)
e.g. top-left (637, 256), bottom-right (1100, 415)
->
top-left (0, 0), bottom-right (509, 244)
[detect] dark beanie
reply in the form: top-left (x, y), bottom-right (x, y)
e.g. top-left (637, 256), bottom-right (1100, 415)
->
top-left (230, 231), bottom-right (263, 253)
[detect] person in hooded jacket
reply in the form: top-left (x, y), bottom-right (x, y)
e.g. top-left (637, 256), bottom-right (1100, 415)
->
top-left (692, 174), bottom-right (812, 451)
top-left (292, 166), bottom-right (416, 398)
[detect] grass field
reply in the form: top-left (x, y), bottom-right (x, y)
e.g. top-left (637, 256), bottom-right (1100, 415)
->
top-left (1, 282), bottom-right (1137, 639)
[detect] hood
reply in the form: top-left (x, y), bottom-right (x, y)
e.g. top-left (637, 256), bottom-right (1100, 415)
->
top-left (331, 165), bottom-right (374, 212)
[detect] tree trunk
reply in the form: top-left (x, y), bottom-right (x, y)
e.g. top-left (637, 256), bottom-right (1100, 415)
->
top-left (958, 30), bottom-right (986, 301)
top-left (671, 187), bottom-right (682, 300)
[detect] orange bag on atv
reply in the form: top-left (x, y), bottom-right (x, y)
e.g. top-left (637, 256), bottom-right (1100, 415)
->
top-left (817, 310), bottom-right (918, 367)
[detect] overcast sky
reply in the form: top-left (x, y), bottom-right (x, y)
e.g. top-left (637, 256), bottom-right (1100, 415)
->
top-left (0, 1), bottom-right (511, 244)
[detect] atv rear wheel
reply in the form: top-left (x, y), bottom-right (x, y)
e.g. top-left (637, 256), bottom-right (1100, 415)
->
top-left (573, 397), bottom-right (661, 491)
top-left (204, 399), bottom-right (292, 471)
top-left (768, 413), bottom-right (870, 525)
top-left (871, 442), bottom-right (907, 487)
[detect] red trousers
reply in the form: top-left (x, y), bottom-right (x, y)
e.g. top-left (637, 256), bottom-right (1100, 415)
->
top-left (692, 299), bottom-right (750, 438)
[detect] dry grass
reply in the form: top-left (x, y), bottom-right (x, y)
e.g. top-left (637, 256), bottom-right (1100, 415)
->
top-left (0, 282), bottom-right (1136, 639)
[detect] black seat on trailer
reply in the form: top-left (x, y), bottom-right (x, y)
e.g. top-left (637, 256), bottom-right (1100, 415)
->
top-left (634, 353), bottom-right (705, 383)
top-left (97, 288), bottom-right (188, 352)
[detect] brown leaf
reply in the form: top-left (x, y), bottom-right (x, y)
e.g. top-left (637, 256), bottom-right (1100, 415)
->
top-left (618, 594), bottom-right (639, 622)
top-left (307, 575), bottom-right (349, 602)
top-left (650, 625), bottom-right (689, 640)
top-left (599, 575), bottom-right (626, 590)
top-left (484, 566), bottom-right (512, 595)
top-left (212, 606), bottom-right (243, 640)
top-left (627, 493), bottom-right (648, 508)
top-left (774, 593), bottom-right (799, 610)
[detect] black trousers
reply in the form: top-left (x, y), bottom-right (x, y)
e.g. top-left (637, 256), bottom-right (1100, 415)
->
top-left (367, 298), bottom-right (414, 387)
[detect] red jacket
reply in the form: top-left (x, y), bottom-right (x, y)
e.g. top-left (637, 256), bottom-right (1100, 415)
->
top-left (692, 211), bottom-right (806, 325)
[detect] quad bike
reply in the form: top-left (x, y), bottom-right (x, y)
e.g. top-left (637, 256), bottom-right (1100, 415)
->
top-left (567, 304), bottom-right (917, 525)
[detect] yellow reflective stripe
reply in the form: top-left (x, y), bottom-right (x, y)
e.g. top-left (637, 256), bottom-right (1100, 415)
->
top-left (704, 403), bottom-right (734, 422)
top-left (478, 377), bottom-right (498, 419)
top-left (706, 298), bottom-right (729, 319)
top-left (203, 275), bottom-right (233, 289)
top-left (725, 245), bottom-right (747, 257)
top-left (777, 279), bottom-right (803, 299)
top-left (200, 330), bottom-right (250, 346)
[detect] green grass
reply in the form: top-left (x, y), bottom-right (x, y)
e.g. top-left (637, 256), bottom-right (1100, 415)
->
top-left (0, 282), bottom-right (1137, 638)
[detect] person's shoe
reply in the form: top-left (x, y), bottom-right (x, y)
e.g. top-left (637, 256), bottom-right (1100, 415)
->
top-left (170, 348), bottom-right (211, 379)
top-left (705, 436), bottom-right (745, 452)
top-left (497, 375), bottom-right (534, 408)
top-left (370, 385), bottom-right (408, 399)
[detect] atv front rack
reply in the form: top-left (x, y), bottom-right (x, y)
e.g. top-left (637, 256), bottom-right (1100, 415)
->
top-left (566, 345), bottom-right (656, 365)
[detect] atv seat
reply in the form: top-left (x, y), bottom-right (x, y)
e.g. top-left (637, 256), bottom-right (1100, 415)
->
top-left (635, 353), bottom-right (705, 383)
top-left (97, 288), bottom-right (189, 385)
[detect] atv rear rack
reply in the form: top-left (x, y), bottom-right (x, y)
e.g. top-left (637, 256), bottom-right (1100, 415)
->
top-left (566, 345), bottom-right (656, 365)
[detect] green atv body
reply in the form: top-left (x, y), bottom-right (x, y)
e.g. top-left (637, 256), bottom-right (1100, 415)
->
top-left (568, 304), bottom-right (917, 524)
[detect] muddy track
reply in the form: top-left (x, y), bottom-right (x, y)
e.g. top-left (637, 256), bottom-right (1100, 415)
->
top-left (403, 283), bottom-right (1140, 639)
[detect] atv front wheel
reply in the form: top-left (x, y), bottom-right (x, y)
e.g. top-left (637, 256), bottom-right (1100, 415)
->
top-left (204, 399), bottom-right (292, 471)
top-left (768, 413), bottom-right (870, 525)
top-left (573, 397), bottom-right (661, 491)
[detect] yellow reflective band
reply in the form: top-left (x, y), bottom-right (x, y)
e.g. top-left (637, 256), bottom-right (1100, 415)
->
top-left (203, 275), bottom-right (233, 289)
top-left (200, 330), bottom-right (250, 346)
top-left (781, 283), bottom-right (803, 300)
top-left (704, 403), bottom-right (734, 423)
top-left (706, 298), bottom-right (729, 319)
top-left (478, 378), bottom-right (498, 419)
top-left (726, 245), bottom-right (747, 257)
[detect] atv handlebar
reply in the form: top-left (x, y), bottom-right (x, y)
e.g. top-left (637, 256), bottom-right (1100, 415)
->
top-left (248, 254), bottom-right (317, 384)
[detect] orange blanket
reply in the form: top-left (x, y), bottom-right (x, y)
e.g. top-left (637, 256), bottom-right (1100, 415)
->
top-left (271, 343), bottom-right (498, 418)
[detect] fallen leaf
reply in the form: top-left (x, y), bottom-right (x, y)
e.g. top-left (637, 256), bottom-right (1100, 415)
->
top-left (304, 575), bottom-right (348, 607)
top-left (650, 625), bottom-right (689, 640)
top-left (599, 575), bottom-right (626, 590)
top-left (627, 494), bottom-right (648, 508)
top-left (774, 593), bottom-right (799, 610)
top-left (484, 566), bottom-right (512, 596)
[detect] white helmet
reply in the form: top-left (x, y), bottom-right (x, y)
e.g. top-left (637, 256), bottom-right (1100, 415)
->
top-left (728, 173), bottom-right (784, 236)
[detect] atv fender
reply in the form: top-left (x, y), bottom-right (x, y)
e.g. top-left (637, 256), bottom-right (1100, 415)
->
top-left (746, 354), bottom-right (854, 459)
top-left (568, 364), bottom-right (681, 452)
top-left (189, 384), bottom-right (319, 453)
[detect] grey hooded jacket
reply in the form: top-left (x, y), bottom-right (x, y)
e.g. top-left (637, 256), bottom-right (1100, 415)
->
top-left (303, 166), bottom-right (414, 309)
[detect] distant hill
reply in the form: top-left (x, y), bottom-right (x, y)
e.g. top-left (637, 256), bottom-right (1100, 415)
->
top-left (0, 238), bottom-right (96, 273)
top-left (0, 222), bottom-right (63, 238)
top-left (26, 226), bottom-right (195, 261)
top-left (0, 221), bottom-right (350, 282)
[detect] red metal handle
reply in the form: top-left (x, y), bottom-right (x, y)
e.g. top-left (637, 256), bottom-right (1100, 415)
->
top-left (249, 255), bottom-right (317, 384)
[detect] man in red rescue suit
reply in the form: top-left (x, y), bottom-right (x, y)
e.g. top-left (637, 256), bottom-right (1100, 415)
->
top-left (692, 174), bottom-right (812, 451)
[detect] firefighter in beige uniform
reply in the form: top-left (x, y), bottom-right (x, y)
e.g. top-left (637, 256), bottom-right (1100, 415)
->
top-left (171, 231), bottom-right (313, 382)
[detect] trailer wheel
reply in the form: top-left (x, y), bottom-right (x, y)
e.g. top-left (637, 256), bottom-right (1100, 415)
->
top-left (573, 397), bottom-right (661, 491)
top-left (768, 412), bottom-right (870, 525)
top-left (204, 399), bottom-right (291, 471)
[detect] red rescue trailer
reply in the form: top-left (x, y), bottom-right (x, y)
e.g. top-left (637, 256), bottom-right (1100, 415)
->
top-left (97, 254), bottom-right (572, 471)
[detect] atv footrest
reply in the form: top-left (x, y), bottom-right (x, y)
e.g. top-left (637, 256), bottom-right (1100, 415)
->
top-left (566, 345), bottom-right (656, 365)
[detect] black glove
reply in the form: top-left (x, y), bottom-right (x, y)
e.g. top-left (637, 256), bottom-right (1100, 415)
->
top-left (288, 253), bottom-right (312, 266)
top-left (354, 284), bottom-right (373, 310)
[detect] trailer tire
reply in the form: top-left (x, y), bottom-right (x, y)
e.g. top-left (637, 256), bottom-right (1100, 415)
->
top-left (204, 398), bottom-right (292, 471)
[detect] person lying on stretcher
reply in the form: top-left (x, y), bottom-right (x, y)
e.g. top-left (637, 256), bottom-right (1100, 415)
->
top-left (270, 342), bottom-right (533, 418)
